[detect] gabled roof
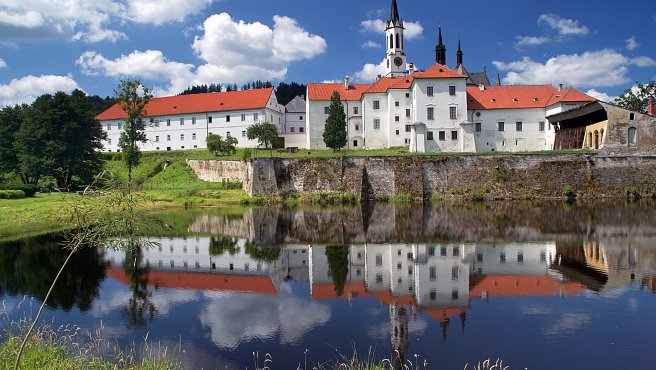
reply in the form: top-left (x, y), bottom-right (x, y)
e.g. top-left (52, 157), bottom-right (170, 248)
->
top-left (364, 76), bottom-right (413, 94)
top-left (467, 85), bottom-right (594, 110)
top-left (96, 87), bottom-right (275, 121)
top-left (285, 95), bottom-right (306, 113)
top-left (307, 83), bottom-right (372, 101)
top-left (413, 63), bottom-right (467, 79)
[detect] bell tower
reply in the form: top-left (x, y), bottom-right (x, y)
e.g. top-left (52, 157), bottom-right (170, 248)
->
top-left (435, 26), bottom-right (447, 65)
top-left (385, 0), bottom-right (406, 77)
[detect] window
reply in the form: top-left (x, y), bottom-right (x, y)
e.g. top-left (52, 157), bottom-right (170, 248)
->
top-left (518, 252), bottom-right (524, 263)
top-left (107, 123), bottom-right (111, 130)
top-left (242, 130), bottom-right (246, 137)
top-left (167, 135), bottom-right (171, 141)
top-left (452, 267), bottom-right (459, 280)
top-left (167, 119), bottom-right (171, 126)
top-left (427, 107), bottom-right (434, 120)
top-left (539, 121), bottom-right (545, 131)
top-left (299, 127), bottom-right (304, 133)
top-left (499, 252), bottom-right (506, 263)
top-left (270, 115), bottom-right (273, 121)
top-left (430, 290), bottom-right (437, 301)
top-left (395, 116), bottom-right (400, 122)
top-left (155, 136), bottom-right (159, 142)
top-left (405, 93), bottom-right (410, 98)
top-left (429, 266), bottom-right (437, 281)
top-left (108, 138), bottom-right (111, 145)
top-left (290, 127), bottom-right (295, 133)
top-left (353, 106), bottom-right (359, 115)
top-left (441, 247), bottom-right (447, 256)
top-left (395, 101), bottom-right (400, 107)
top-left (427, 86), bottom-right (434, 96)
top-left (373, 119), bottom-right (380, 130)
top-left (451, 130), bottom-right (458, 140)
top-left (355, 124), bottom-right (360, 131)
top-left (180, 134), bottom-right (184, 140)
top-left (226, 115), bottom-right (230, 122)
top-left (630, 113), bottom-right (635, 120)
top-left (406, 108), bottom-right (411, 117)
top-left (180, 118), bottom-right (184, 125)
top-left (475, 122), bottom-right (481, 132)
top-left (353, 139), bottom-right (358, 147)
top-left (439, 131), bottom-right (446, 141)
top-left (516, 121), bottom-right (523, 131)
top-left (192, 133), bottom-right (196, 140)
top-left (192, 117), bottom-right (196, 125)
top-left (395, 129), bottom-right (400, 135)
top-left (376, 254), bottom-right (383, 266)
top-left (628, 127), bottom-right (637, 145)
top-left (453, 247), bottom-right (459, 256)
top-left (241, 114), bottom-right (246, 121)
top-left (451, 290), bottom-right (459, 300)
top-left (449, 106), bottom-right (457, 120)
top-left (427, 131), bottom-right (434, 140)
top-left (498, 122), bottom-right (505, 132)
top-left (226, 131), bottom-right (231, 138)
top-left (373, 100), bottom-right (380, 110)
top-left (405, 124), bottom-right (411, 132)
top-left (208, 116), bottom-right (213, 123)
top-left (253, 113), bottom-right (258, 121)
top-left (324, 106), bottom-right (330, 114)
top-left (299, 116), bottom-right (303, 120)
top-left (118, 123), bottom-right (122, 130)
top-left (449, 85), bottom-right (456, 96)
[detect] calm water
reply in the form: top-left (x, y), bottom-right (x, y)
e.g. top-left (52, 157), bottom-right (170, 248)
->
top-left (2, 201), bottom-right (656, 369)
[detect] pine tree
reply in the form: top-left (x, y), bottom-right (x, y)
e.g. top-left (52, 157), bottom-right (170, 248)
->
top-left (323, 91), bottom-right (347, 152)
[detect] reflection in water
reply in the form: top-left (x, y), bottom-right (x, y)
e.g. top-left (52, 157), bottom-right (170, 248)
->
top-left (122, 245), bottom-right (157, 327)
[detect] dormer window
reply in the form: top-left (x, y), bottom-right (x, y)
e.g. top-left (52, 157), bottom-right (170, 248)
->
top-left (491, 98), bottom-right (496, 103)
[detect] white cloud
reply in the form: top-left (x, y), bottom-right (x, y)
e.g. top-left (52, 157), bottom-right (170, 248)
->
top-left (127, 0), bottom-right (216, 25)
top-left (625, 36), bottom-right (640, 51)
top-left (585, 89), bottom-right (617, 102)
top-left (354, 59), bottom-right (386, 82)
top-left (362, 40), bottom-right (380, 49)
top-left (538, 14), bottom-right (589, 36)
top-left (78, 13), bottom-right (326, 95)
top-left (630, 56), bottom-right (656, 67)
top-left (360, 19), bottom-right (423, 40)
top-left (493, 49), bottom-right (633, 88)
top-left (0, 74), bottom-right (80, 106)
top-left (0, 58), bottom-right (6, 68)
top-left (515, 36), bottom-right (550, 47)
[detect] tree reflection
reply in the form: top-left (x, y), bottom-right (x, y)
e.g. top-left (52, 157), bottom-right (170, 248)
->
top-left (122, 244), bottom-right (157, 327)
top-left (0, 233), bottom-right (105, 311)
top-left (209, 236), bottom-right (240, 256)
top-left (246, 242), bottom-right (281, 262)
top-left (325, 245), bottom-right (349, 296)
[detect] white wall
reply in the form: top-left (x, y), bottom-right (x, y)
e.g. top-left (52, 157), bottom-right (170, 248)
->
top-left (469, 108), bottom-right (552, 152)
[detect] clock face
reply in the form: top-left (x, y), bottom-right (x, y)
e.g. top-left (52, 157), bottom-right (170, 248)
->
top-left (394, 57), bottom-right (403, 67)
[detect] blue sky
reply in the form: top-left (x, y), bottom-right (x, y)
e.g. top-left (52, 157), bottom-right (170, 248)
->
top-left (0, 0), bottom-right (654, 106)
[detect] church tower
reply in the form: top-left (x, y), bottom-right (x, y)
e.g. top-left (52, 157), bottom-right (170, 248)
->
top-left (435, 26), bottom-right (446, 65)
top-left (385, 0), bottom-right (407, 77)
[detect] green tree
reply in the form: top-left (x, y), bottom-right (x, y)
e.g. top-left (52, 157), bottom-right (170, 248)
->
top-left (323, 91), bottom-right (347, 152)
top-left (116, 79), bottom-right (153, 190)
top-left (0, 105), bottom-right (27, 182)
top-left (325, 245), bottom-right (349, 296)
top-left (614, 80), bottom-right (656, 113)
top-left (247, 121), bottom-right (279, 156)
top-left (206, 133), bottom-right (238, 156)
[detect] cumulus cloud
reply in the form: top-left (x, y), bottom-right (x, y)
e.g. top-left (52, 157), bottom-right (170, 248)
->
top-left (585, 89), bottom-right (617, 102)
top-left (127, 0), bottom-right (216, 25)
top-left (543, 313), bottom-right (591, 336)
top-left (630, 56), bottom-right (656, 67)
top-left (0, 0), bottom-right (219, 45)
top-left (515, 36), bottom-right (550, 48)
top-left (625, 36), bottom-right (640, 51)
top-left (362, 40), bottom-right (380, 49)
top-left (493, 49), bottom-right (635, 88)
top-left (538, 14), bottom-right (589, 37)
top-left (360, 19), bottom-right (423, 40)
top-left (78, 13), bottom-right (326, 95)
top-left (0, 74), bottom-right (80, 106)
top-left (354, 59), bottom-right (386, 82)
top-left (0, 58), bottom-right (6, 68)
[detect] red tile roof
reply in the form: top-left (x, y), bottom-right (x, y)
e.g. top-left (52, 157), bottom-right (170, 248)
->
top-left (307, 83), bottom-right (372, 101)
top-left (413, 63), bottom-right (467, 79)
top-left (469, 275), bottom-right (584, 297)
top-left (311, 282), bottom-right (368, 300)
top-left (365, 76), bottom-right (413, 94)
top-left (95, 87), bottom-right (275, 121)
top-left (425, 307), bottom-right (468, 322)
top-left (106, 268), bottom-right (277, 294)
top-left (467, 85), bottom-right (594, 110)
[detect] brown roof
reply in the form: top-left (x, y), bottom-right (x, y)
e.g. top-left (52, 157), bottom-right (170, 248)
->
top-left (307, 83), bottom-right (372, 101)
top-left (413, 63), bottom-right (467, 79)
top-left (467, 85), bottom-right (594, 110)
top-left (96, 88), bottom-right (275, 121)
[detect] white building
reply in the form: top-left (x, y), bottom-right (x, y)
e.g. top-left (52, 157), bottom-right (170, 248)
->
top-left (97, 88), bottom-right (285, 152)
top-left (305, 0), bottom-right (595, 153)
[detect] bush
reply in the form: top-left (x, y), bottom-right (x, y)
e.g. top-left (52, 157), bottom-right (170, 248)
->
top-left (0, 184), bottom-right (37, 197)
top-left (0, 190), bottom-right (26, 199)
top-left (563, 185), bottom-right (575, 198)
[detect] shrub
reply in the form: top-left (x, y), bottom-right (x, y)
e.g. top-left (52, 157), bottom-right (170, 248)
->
top-left (0, 183), bottom-right (37, 197)
top-left (0, 190), bottom-right (26, 199)
top-left (563, 185), bottom-right (574, 198)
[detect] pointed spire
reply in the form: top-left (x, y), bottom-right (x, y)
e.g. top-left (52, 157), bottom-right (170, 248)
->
top-left (496, 73), bottom-right (501, 86)
top-left (456, 38), bottom-right (463, 67)
top-left (435, 26), bottom-right (447, 65)
top-left (390, 0), bottom-right (400, 22)
top-left (438, 26), bottom-right (443, 44)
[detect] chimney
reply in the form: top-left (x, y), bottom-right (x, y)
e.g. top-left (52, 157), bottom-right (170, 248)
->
top-left (649, 98), bottom-right (656, 116)
top-left (344, 76), bottom-right (350, 90)
top-left (377, 74), bottom-right (382, 81)
top-left (558, 83), bottom-right (563, 91)
top-left (301, 94), bottom-right (305, 100)
top-left (479, 84), bottom-right (485, 91)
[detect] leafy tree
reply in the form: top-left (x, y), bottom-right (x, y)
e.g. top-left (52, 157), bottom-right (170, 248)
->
top-left (209, 236), bottom-right (240, 256)
top-left (0, 105), bottom-right (27, 182)
top-left (206, 133), bottom-right (238, 156)
top-left (325, 245), bottom-right (349, 296)
top-left (247, 122), bottom-right (279, 156)
top-left (275, 81), bottom-right (307, 105)
top-left (614, 80), bottom-right (656, 113)
top-left (116, 79), bottom-right (153, 190)
top-left (323, 91), bottom-right (347, 152)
